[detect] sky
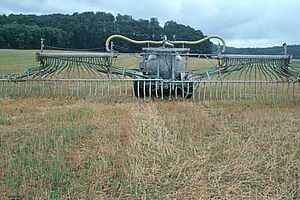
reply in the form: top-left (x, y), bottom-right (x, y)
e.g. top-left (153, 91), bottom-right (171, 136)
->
top-left (0, 0), bottom-right (299, 47)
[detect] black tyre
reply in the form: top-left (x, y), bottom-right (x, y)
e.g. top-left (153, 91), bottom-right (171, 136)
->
top-left (179, 83), bottom-right (194, 99)
top-left (133, 80), bottom-right (151, 97)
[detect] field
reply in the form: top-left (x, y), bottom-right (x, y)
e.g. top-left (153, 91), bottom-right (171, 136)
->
top-left (0, 50), bottom-right (300, 199)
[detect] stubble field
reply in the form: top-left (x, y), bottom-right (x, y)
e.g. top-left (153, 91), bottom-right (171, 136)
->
top-left (0, 50), bottom-right (299, 199)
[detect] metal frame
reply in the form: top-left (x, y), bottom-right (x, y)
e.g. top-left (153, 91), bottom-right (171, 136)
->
top-left (1, 35), bottom-right (299, 103)
top-left (1, 78), bottom-right (299, 103)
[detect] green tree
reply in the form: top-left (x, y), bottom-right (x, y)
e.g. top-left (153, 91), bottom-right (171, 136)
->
top-left (0, 12), bottom-right (213, 53)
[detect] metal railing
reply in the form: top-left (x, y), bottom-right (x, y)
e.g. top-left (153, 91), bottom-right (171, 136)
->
top-left (0, 79), bottom-right (299, 103)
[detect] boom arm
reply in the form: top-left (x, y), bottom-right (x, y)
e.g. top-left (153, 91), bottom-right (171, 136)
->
top-left (105, 34), bottom-right (226, 52)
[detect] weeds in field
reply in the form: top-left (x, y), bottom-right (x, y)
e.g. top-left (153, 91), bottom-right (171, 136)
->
top-left (0, 99), bottom-right (299, 199)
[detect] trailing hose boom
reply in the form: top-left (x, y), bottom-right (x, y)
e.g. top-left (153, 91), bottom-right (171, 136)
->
top-left (1, 33), bottom-right (299, 102)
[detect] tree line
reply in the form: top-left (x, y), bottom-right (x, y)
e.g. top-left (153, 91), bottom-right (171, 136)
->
top-left (222, 45), bottom-right (300, 59)
top-left (0, 12), bottom-right (213, 53)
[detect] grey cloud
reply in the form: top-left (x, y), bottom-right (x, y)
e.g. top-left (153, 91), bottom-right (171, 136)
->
top-left (0, 0), bottom-right (299, 47)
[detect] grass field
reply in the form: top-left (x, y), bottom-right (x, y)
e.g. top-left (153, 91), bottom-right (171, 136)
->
top-left (0, 50), bottom-right (300, 199)
top-left (0, 49), bottom-right (218, 75)
top-left (291, 59), bottom-right (300, 68)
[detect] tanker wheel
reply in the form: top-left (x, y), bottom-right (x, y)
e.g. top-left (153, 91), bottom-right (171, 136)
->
top-left (133, 80), bottom-right (150, 97)
top-left (179, 83), bottom-right (194, 99)
top-left (133, 80), bottom-right (169, 98)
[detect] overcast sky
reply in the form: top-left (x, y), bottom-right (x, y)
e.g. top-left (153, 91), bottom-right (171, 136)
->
top-left (0, 0), bottom-right (299, 47)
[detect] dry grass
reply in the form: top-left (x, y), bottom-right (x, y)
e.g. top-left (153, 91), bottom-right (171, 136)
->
top-left (0, 50), bottom-right (300, 199)
top-left (0, 99), bottom-right (299, 199)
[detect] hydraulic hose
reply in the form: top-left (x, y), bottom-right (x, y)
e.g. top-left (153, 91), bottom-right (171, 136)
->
top-left (105, 34), bottom-right (226, 52)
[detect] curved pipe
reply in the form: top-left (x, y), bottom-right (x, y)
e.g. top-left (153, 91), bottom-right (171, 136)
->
top-left (171, 35), bottom-right (226, 53)
top-left (105, 34), bottom-right (163, 52)
top-left (105, 34), bottom-right (226, 53)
